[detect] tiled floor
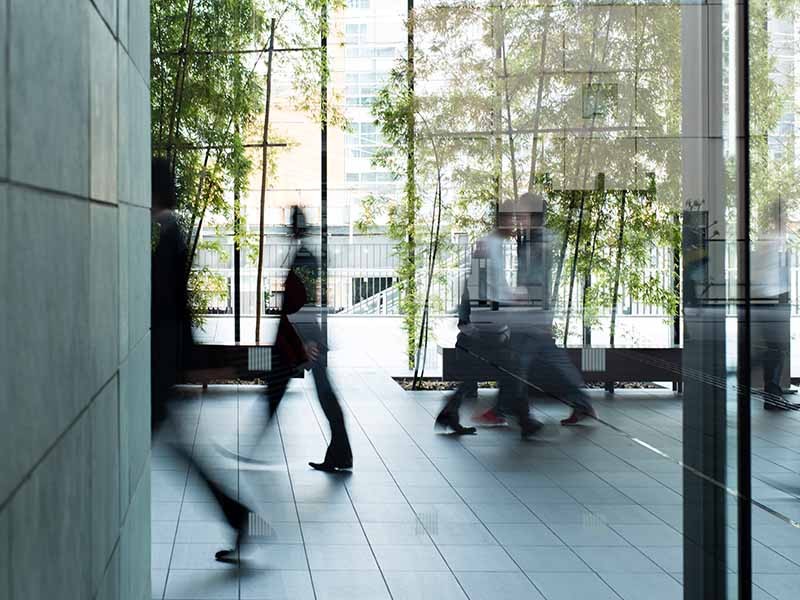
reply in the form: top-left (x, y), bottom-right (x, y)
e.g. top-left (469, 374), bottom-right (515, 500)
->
top-left (151, 370), bottom-right (800, 600)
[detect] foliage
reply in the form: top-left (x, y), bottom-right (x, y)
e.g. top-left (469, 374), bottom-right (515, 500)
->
top-left (152, 0), bottom-right (267, 320)
top-left (366, 0), bottom-right (800, 353)
top-left (188, 268), bottom-right (229, 327)
top-left (362, 62), bottom-right (422, 369)
top-left (152, 0), bottom-right (346, 324)
top-left (739, 0), bottom-right (800, 239)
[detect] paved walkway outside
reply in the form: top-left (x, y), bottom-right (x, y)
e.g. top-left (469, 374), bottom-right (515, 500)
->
top-left (151, 370), bottom-right (800, 600)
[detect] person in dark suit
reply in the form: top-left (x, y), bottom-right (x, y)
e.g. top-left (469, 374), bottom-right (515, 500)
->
top-left (285, 207), bottom-right (353, 472)
top-left (150, 157), bottom-right (252, 563)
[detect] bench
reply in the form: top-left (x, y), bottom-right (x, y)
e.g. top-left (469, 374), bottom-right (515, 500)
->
top-left (440, 343), bottom-right (683, 393)
top-left (186, 343), bottom-right (303, 387)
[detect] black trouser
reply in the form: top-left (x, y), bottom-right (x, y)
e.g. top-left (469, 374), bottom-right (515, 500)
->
top-left (151, 388), bottom-right (248, 536)
top-left (261, 349), bottom-right (352, 465)
top-left (311, 359), bottom-right (352, 464)
top-left (443, 331), bottom-right (530, 424)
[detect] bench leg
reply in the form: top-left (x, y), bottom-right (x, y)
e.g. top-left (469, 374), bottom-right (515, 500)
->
top-left (202, 382), bottom-right (208, 391)
top-left (604, 381), bottom-right (614, 394)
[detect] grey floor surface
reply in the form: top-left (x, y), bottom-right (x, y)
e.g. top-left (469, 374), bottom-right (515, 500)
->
top-left (151, 371), bottom-right (800, 600)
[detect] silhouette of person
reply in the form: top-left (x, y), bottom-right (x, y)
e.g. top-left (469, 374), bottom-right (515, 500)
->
top-left (223, 207), bottom-right (353, 472)
top-left (437, 217), bottom-right (543, 437)
top-left (150, 157), bottom-right (252, 563)
top-left (285, 208), bottom-right (353, 471)
top-left (437, 206), bottom-right (596, 435)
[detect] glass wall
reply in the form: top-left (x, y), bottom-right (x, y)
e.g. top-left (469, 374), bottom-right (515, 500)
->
top-left (166, 1), bottom-right (800, 597)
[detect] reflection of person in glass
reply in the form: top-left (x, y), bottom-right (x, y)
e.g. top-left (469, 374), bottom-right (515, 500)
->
top-left (438, 201), bottom-right (596, 436)
top-left (751, 226), bottom-right (796, 410)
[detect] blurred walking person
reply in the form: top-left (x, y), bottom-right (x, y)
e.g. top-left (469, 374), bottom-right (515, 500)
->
top-left (224, 207), bottom-right (353, 472)
top-left (437, 199), bottom-right (596, 435)
top-left (150, 157), bottom-right (252, 563)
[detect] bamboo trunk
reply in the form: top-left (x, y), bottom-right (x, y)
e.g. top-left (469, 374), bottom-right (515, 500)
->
top-left (526, 5), bottom-right (552, 193)
top-left (581, 174), bottom-right (606, 345)
top-left (166, 0), bottom-right (196, 173)
top-left (406, 0), bottom-right (417, 372)
top-left (254, 19), bottom-right (276, 344)
top-left (609, 190), bottom-right (628, 348)
top-left (550, 9), bottom-right (613, 306)
top-left (499, 10), bottom-right (520, 206)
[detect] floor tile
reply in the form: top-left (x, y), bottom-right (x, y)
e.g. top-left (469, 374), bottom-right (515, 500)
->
top-left (152, 569), bottom-right (167, 600)
top-left (487, 523), bottom-right (564, 547)
top-left (637, 546), bottom-right (683, 574)
top-left (169, 544), bottom-right (239, 571)
top-left (153, 502), bottom-right (182, 522)
top-left (610, 524), bottom-right (683, 547)
top-left (506, 546), bottom-right (590, 572)
top-left (456, 570), bottom-right (546, 599)
top-left (240, 570), bottom-right (315, 600)
top-left (297, 502), bottom-right (359, 523)
top-left (152, 543), bottom-right (173, 570)
top-left (248, 502), bottom-right (299, 523)
top-left (413, 502), bottom-right (479, 524)
top-left (583, 504), bottom-right (662, 525)
top-left (306, 545), bottom-right (379, 570)
top-left (164, 569), bottom-right (239, 599)
top-left (548, 523), bottom-right (629, 547)
top-left (311, 570), bottom-right (391, 600)
top-left (241, 544), bottom-right (308, 570)
top-left (353, 502), bottom-right (417, 523)
top-left (175, 520), bottom-right (233, 544)
top-left (573, 546), bottom-right (663, 573)
top-left (372, 545), bottom-right (449, 572)
top-left (600, 573), bottom-right (682, 600)
top-left (384, 571), bottom-right (469, 600)
top-left (301, 522), bottom-right (368, 546)
top-left (752, 545), bottom-right (800, 574)
top-left (427, 522), bottom-right (497, 545)
top-left (363, 521), bottom-right (432, 545)
top-left (528, 572), bottom-right (620, 600)
top-left (469, 501), bottom-right (540, 524)
top-left (403, 486), bottom-right (464, 504)
top-left (437, 544), bottom-right (519, 572)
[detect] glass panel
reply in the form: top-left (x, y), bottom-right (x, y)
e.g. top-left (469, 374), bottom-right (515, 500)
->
top-left (745, 0), bottom-right (800, 598)
top-left (149, 1), bottom-right (800, 598)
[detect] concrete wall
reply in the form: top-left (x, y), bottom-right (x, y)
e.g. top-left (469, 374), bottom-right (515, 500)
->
top-left (0, 1), bottom-right (152, 599)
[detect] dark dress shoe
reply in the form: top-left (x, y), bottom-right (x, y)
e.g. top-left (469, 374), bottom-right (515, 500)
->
top-left (520, 418), bottom-right (544, 439)
top-left (214, 548), bottom-right (238, 564)
top-left (309, 460), bottom-right (353, 472)
top-left (435, 412), bottom-right (477, 435)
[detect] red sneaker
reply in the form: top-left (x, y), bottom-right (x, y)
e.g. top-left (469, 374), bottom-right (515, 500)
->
top-left (472, 409), bottom-right (509, 427)
top-left (560, 407), bottom-right (597, 426)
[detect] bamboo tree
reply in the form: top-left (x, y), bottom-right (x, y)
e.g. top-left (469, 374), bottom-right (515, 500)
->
top-left (563, 174), bottom-right (602, 348)
top-left (581, 174), bottom-right (607, 344)
top-left (405, 2), bottom-right (418, 370)
top-left (165, 0), bottom-right (196, 172)
top-left (609, 190), bottom-right (628, 348)
top-left (255, 18), bottom-right (277, 344)
top-left (550, 7), bottom-right (612, 310)
top-left (497, 6), bottom-right (520, 206)
top-left (526, 5), bottom-right (552, 193)
top-left (412, 114), bottom-right (445, 386)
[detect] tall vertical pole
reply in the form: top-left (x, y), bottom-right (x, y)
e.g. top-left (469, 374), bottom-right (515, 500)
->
top-left (233, 124), bottom-right (242, 344)
top-left (736, 0), bottom-right (752, 597)
top-left (320, 1), bottom-right (329, 362)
